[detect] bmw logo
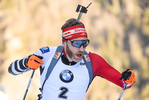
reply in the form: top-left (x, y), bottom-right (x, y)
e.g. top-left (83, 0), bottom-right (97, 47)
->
top-left (59, 70), bottom-right (74, 83)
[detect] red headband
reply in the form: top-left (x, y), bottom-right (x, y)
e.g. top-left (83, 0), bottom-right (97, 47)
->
top-left (62, 25), bottom-right (87, 42)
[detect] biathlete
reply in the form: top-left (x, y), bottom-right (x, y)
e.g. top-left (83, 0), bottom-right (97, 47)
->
top-left (8, 18), bottom-right (136, 100)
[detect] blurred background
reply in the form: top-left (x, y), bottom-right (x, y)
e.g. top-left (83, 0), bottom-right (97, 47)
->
top-left (0, 0), bottom-right (149, 100)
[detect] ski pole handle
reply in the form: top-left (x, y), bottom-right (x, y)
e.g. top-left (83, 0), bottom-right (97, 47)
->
top-left (118, 83), bottom-right (127, 100)
top-left (23, 70), bottom-right (35, 100)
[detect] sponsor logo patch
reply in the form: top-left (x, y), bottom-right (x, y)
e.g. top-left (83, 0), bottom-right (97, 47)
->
top-left (40, 47), bottom-right (50, 54)
top-left (54, 52), bottom-right (61, 59)
top-left (84, 55), bottom-right (90, 62)
top-left (59, 70), bottom-right (74, 83)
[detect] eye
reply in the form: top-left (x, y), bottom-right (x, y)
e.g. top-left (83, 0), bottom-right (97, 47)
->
top-left (73, 41), bottom-right (80, 45)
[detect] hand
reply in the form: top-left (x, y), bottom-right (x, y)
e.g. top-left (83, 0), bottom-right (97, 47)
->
top-left (26, 54), bottom-right (44, 70)
top-left (120, 69), bottom-right (136, 85)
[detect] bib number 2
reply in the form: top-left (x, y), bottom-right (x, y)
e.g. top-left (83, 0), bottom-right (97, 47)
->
top-left (58, 87), bottom-right (69, 99)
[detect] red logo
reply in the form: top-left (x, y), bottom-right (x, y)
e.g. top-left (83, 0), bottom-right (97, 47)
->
top-left (64, 32), bottom-right (71, 35)
top-left (54, 52), bottom-right (61, 59)
top-left (84, 55), bottom-right (90, 62)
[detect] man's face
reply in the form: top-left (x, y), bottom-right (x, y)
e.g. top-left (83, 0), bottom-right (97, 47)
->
top-left (63, 37), bottom-right (88, 62)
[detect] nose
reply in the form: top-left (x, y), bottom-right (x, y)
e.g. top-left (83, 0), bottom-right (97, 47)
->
top-left (79, 45), bottom-right (85, 52)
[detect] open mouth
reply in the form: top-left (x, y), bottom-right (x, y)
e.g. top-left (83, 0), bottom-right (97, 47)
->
top-left (76, 54), bottom-right (83, 58)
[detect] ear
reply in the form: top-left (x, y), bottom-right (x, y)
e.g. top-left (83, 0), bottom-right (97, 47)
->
top-left (62, 41), bottom-right (66, 47)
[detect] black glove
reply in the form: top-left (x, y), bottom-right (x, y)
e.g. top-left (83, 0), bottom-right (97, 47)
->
top-left (120, 69), bottom-right (132, 80)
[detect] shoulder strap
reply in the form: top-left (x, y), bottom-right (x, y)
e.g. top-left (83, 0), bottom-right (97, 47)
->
top-left (83, 51), bottom-right (93, 84)
top-left (41, 45), bottom-right (63, 91)
top-left (45, 45), bottom-right (63, 80)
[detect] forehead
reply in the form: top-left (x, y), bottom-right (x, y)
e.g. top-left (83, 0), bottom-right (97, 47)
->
top-left (71, 37), bottom-right (87, 41)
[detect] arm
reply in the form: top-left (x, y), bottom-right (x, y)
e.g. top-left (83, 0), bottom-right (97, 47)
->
top-left (8, 46), bottom-right (55, 75)
top-left (89, 52), bottom-right (124, 88)
top-left (8, 47), bottom-right (46, 75)
top-left (8, 57), bottom-right (31, 75)
top-left (8, 54), bottom-right (44, 75)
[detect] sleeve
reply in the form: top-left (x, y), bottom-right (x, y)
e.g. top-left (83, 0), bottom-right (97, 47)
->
top-left (89, 52), bottom-right (124, 88)
top-left (8, 57), bottom-right (31, 75)
top-left (8, 46), bottom-right (52, 75)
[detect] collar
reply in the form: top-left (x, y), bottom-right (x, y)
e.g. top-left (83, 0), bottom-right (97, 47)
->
top-left (61, 54), bottom-right (77, 66)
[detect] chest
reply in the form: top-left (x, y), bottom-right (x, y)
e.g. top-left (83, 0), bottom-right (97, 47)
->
top-left (45, 58), bottom-right (89, 90)
top-left (41, 58), bottom-right (90, 100)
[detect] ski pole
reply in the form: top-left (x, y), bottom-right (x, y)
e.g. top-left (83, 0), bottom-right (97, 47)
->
top-left (118, 83), bottom-right (127, 100)
top-left (23, 70), bottom-right (35, 100)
